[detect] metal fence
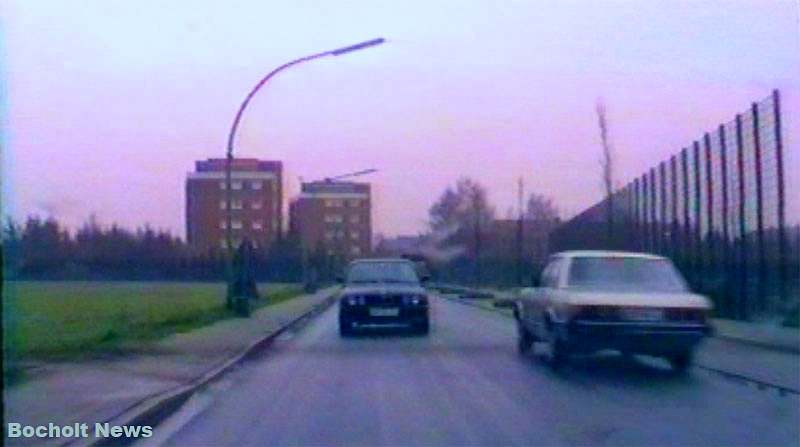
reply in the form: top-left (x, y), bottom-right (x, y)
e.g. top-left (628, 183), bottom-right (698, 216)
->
top-left (550, 90), bottom-right (797, 320)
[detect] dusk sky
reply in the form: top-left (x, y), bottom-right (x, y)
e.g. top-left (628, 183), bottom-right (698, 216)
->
top-left (3, 1), bottom-right (799, 238)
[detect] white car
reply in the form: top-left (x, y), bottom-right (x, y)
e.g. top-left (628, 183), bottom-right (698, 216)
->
top-left (516, 251), bottom-right (713, 371)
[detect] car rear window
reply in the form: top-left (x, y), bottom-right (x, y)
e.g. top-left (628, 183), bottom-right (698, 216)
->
top-left (567, 257), bottom-right (688, 292)
top-left (347, 262), bottom-right (420, 284)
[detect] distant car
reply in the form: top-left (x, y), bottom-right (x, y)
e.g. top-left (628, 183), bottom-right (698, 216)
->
top-left (516, 251), bottom-right (713, 371)
top-left (338, 258), bottom-right (430, 336)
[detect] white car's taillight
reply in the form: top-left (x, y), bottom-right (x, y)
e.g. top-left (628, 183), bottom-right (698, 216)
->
top-left (402, 295), bottom-right (427, 306)
top-left (345, 295), bottom-right (365, 306)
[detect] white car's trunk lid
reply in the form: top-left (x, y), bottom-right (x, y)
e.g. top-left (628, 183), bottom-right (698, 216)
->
top-left (564, 290), bottom-right (711, 309)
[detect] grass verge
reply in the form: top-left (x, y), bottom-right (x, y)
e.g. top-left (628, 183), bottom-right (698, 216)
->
top-left (2, 281), bottom-right (303, 366)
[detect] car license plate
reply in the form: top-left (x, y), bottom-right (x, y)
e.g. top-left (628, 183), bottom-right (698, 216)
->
top-left (621, 308), bottom-right (663, 321)
top-left (369, 307), bottom-right (399, 317)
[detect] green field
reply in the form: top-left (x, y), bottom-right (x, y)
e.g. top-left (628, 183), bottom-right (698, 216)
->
top-left (2, 281), bottom-right (303, 360)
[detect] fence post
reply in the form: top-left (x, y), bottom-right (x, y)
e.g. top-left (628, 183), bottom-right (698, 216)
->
top-left (650, 168), bottom-right (658, 255)
top-left (670, 156), bottom-right (679, 262)
top-left (719, 124), bottom-right (731, 317)
top-left (772, 89), bottom-right (788, 309)
top-left (735, 114), bottom-right (748, 320)
top-left (659, 162), bottom-right (668, 257)
top-left (752, 102), bottom-right (767, 314)
top-left (693, 141), bottom-right (703, 291)
top-left (681, 148), bottom-right (691, 279)
top-left (642, 174), bottom-right (650, 253)
top-left (704, 133), bottom-right (716, 307)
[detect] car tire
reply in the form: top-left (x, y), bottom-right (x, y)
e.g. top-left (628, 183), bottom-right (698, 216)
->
top-left (339, 320), bottom-right (354, 337)
top-left (543, 325), bottom-right (568, 368)
top-left (517, 324), bottom-right (533, 354)
top-left (668, 351), bottom-right (693, 372)
top-left (416, 320), bottom-right (430, 335)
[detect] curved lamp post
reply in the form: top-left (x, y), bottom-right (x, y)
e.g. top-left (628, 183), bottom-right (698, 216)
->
top-left (224, 38), bottom-right (385, 303)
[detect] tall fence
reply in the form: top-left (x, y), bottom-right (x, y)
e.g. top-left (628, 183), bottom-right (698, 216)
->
top-left (550, 90), bottom-right (797, 320)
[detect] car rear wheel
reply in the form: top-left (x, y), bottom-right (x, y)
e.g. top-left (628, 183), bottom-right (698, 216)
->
top-left (542, 325), bottom-right (568, 368)
top-left (668, 351), bottom-right (693, 372)
top-left (339, 320), bottom-right (354, 337)
top-left (517, 324), bottom-right (533, 354)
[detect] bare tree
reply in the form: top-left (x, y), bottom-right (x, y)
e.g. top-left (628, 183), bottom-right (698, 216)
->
top-left (596, 99), bottom-right (616, 245)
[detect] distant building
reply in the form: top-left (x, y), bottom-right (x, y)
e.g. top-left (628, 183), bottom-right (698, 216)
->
top-left (186, 158), bottom-right (282, 251)
top-left (289, 181), bottom-right (371, 259)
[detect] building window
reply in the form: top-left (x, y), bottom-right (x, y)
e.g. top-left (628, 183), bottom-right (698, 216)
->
top-left (251, 181), bottom-right (263, 190)
top-left (325, 199), bottom-right (344, 208)
top-left (325, 231), bottom-right (335, 240)
top-left (232, 181), bottom-right (243, 190)
top-left (350, 231), bottom-right (360, 240)
top-left (231, 220), bottom-right (243, 230)
top-left (348, 199), bottom-right (361, 207)
top-left (251, 201), bottom-right (263, 210)
top-left (351, 246), bottom-right (361, 255)
top-left (220, 220), bottom-right (227, 229)
top-left (220, 200), bottom-right (227, 210)
top-left (324, 214), bottom-right (343, 223)
top-left (252, 220), bottom-right (263, 230)
top-left (231, 200), bottom-right (243, 210)
top-left (220, 239), bottom-right (241, 249)
top-left (219, 181), bottom-right (226, 190)
top-left (349, 215), bottom-right (361, 224)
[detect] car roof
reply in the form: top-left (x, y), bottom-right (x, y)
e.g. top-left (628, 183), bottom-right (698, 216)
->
top-left (552, 250), bottom-right (667, 260)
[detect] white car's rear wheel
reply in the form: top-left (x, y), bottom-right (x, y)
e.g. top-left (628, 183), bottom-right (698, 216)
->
top-left (517, 324), bottom-right (533, 354)
top-left (668, 351), bottom-right (693, 372)
top-left (542, 325), bottom-right (567, 368)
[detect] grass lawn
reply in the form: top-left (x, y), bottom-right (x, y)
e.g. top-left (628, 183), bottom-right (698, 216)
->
top-left (3, 281), bottom-right (303, 361)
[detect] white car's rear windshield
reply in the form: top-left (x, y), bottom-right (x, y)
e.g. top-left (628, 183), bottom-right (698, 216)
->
top-left (567, 257), bottom-right (688, 292)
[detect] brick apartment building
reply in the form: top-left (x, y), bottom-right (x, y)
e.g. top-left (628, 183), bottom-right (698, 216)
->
top-left (186, 158), bottom-right (282, 251)
top-left (289, 181), bottom-right (372, 259)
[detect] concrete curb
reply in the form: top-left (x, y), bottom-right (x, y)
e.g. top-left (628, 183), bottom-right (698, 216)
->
top-left (73, 291), bottom-right (339, 447)
top-left (440, 294), bottom-right (799, 355)
top-left (713, 334), bottom-right (800, 355)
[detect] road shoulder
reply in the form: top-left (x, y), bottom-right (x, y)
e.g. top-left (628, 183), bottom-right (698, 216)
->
top-left (3, 287), bottom-right (338, 447)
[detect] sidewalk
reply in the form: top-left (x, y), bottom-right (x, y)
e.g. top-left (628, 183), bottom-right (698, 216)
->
top-left (711, 318), bottom-right (800, 355)
top-left (3, 287), bottom-right (338, 446)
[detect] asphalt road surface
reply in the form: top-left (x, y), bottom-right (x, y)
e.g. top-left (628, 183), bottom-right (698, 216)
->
top-left (151, 295), bottom-right (799, 446)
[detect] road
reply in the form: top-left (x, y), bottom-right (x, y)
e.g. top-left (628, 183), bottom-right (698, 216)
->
top-left (150, 295), bottom-right (799, 446)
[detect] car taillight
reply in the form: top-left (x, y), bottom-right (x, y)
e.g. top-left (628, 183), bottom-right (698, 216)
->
top-left (402, 295), bottom-right (427, 306)
top-left (345, 296), bottom-right (365, 306)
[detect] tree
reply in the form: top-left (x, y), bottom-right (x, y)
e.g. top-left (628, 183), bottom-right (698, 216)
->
top-left (428, 177), bottom-right (495, 285)
top-left (596, 99), bottom-right (616, 245)
top-left (525, 193), bottom-right (559, 223)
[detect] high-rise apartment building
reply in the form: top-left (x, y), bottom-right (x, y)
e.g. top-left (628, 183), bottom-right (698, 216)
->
top-left (289, 181), bottom-right (371, 259)
top-left (186, 158), bottom-right (282, 251)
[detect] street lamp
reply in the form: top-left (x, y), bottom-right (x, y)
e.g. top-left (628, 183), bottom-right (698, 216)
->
top-left (224, 38), bottom-right (385, 306)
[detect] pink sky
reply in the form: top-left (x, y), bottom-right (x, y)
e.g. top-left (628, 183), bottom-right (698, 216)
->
top-left (3, 1), bottom-right (799, 237)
